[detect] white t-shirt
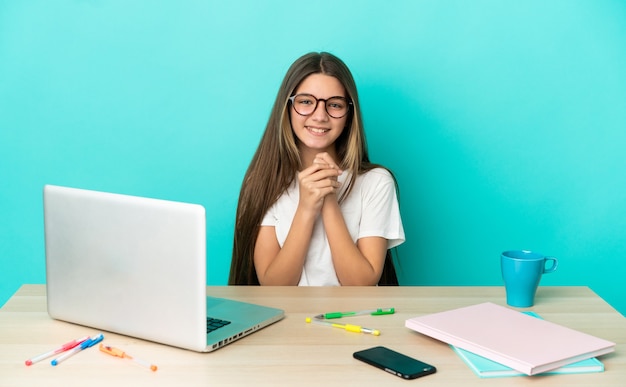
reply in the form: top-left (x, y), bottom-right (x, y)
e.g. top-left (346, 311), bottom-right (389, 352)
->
top-left (261, 168), bottom-right (405, 286)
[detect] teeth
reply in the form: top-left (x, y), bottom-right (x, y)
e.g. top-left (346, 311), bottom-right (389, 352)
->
top-left (308, 127), bottom-right (328, 133)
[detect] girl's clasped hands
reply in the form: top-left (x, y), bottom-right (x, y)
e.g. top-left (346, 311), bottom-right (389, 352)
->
top-left (298, 152), bottom-right (343, 213)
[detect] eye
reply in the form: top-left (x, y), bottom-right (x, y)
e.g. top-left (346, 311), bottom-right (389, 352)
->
top-left (295, 95), bottom-right (315, 105)
top-left (327, 99), bottom-right (346, 110)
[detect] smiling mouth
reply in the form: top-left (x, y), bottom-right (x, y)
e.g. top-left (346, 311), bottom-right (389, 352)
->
top-left (307, 126), bottom-right (330, 134)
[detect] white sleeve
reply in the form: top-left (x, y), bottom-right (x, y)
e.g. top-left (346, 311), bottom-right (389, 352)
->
top-left (260, 203), bottom-right (277, 226)
top-left (358, 169), bottom-right (405, 249)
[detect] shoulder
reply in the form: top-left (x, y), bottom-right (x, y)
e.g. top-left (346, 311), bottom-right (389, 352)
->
top-left (350, 167), bottom-right (398, 200)
top-left (358, 167), bottom-right (395, 185)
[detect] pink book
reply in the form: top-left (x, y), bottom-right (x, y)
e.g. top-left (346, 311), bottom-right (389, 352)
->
top-left (405, 302), bottom-right (615, 375)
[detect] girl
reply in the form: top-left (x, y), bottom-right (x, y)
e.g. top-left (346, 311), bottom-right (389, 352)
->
top-left (229, 52), bottom-right (404, 286)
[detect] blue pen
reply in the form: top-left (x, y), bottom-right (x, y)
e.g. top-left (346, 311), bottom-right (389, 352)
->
top-left (51, 334), bottom-right (104, 366)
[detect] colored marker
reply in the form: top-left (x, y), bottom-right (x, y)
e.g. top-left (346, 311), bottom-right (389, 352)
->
top-left (51, 334), bottom-right (104, 366)
top-left (25, 336), bottom-right (90, 366)
top-left (99, 344), bottom-right (158, 371)
top-left (306, 317), bottom-right (381, 336)
top-left (314, 308), bottom-right (395, 320)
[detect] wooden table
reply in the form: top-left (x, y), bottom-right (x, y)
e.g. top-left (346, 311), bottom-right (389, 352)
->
top-left (1, 285), bottom-right (624, 386)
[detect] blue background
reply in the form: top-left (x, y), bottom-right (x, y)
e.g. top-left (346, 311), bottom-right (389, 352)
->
top-left (1, 1), bottom-right (625, 316)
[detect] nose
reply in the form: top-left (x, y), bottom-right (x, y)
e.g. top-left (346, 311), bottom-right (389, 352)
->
top-left (311, 100), bottom-right (329, 120)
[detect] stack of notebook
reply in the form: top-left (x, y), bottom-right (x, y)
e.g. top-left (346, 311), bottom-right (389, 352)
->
top-left (405, 302), bottom-right (615, 377)
top-left (450, 311), bottom-right (604, 378)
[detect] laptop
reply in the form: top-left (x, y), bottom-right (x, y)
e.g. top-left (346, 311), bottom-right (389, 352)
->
top-left (43, 184), bottom-right (284, 352)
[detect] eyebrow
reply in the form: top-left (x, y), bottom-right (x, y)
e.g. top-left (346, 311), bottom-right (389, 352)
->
top-left (294, 93), bottom-right (347, 99)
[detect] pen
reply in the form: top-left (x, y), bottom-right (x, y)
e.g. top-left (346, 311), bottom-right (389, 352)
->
top-left (99, 344), bottom-right (158, 371)
top-left (51, 334), bottom-right (104, 366)
top-left (25, 336), bottom-right (90, 366)
top-left (306, 317), bottom-right (381, 336)
top-left (315, 307), bottom-right (395, 320)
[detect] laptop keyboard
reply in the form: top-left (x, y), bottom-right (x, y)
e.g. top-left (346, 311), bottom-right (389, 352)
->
top-left (207, 317), bottom-right (231, 334)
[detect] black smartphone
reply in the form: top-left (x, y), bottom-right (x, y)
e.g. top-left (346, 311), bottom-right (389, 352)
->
top-left (353, 346), bottom-right (436, 380)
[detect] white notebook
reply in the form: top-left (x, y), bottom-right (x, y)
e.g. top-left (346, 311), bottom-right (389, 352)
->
top-left (405, 302), bottom-right (614, 375)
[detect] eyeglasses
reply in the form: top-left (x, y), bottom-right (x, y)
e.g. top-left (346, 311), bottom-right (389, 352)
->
top-left (288, 93), bottom-right (352, 119)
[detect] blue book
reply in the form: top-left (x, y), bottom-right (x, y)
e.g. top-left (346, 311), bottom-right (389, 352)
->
top-left (452, 346), bottom-right (604, 378)
top-left (451, 311), bottom-right (604, 378)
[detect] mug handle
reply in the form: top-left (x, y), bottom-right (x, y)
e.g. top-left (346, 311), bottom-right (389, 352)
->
top-left (543, 257), bottom-right (558, 273)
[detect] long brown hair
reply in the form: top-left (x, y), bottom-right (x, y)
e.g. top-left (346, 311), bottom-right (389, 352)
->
top-left (228, 52), bottom-right (395, 285)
